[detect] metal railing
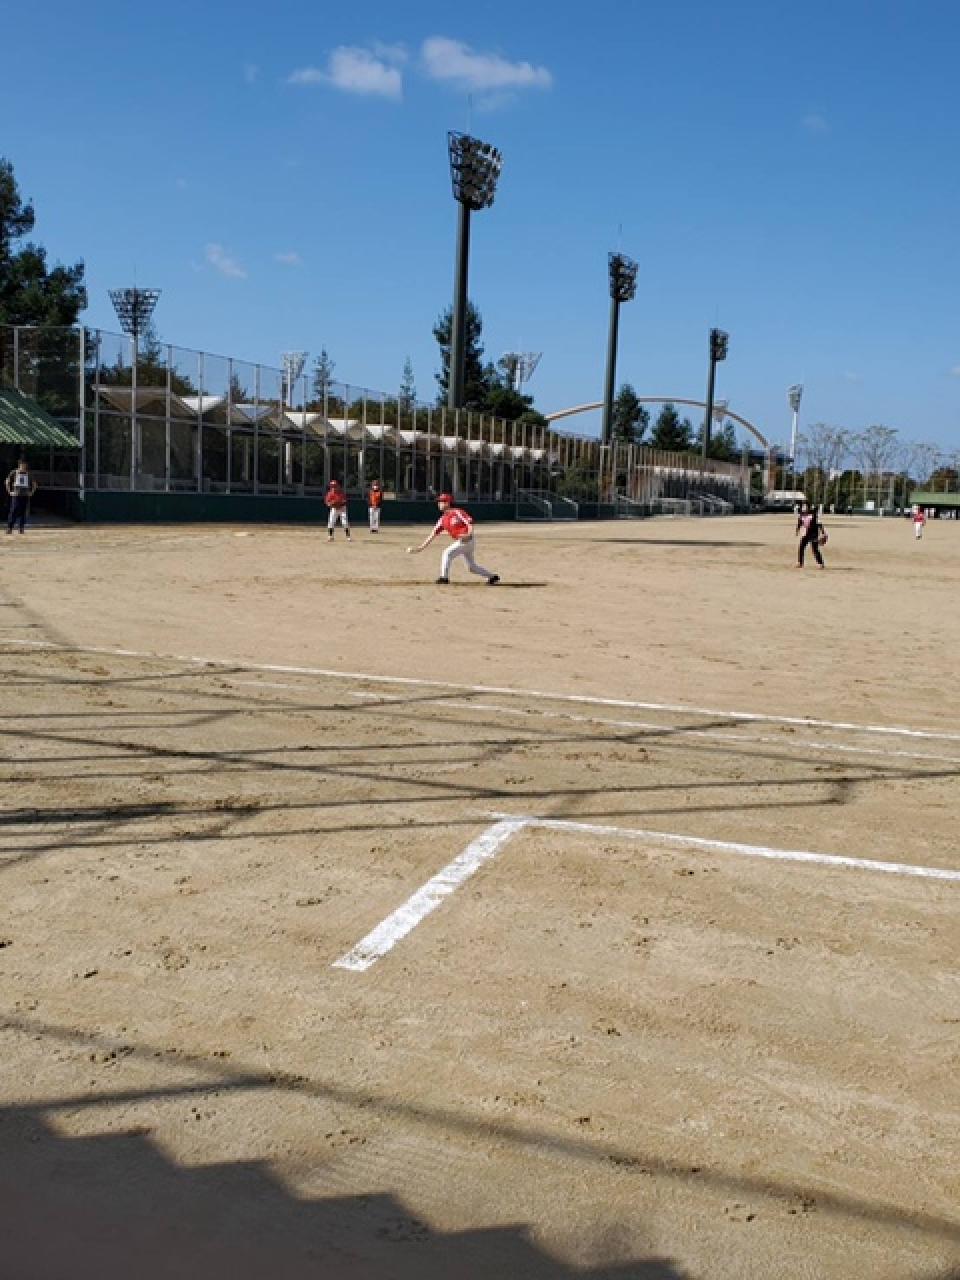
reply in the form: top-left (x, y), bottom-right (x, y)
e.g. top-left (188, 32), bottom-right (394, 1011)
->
top-left (516, 488), bottom-right (579, 520)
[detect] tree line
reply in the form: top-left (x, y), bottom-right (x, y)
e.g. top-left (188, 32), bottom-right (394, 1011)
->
top-left (795, 423), bottom-right (960, 510)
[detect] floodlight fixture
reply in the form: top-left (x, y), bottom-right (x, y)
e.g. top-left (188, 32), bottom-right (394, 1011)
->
top-left (608, 253), bottom-right (639, 304)
top-left (108, 287), bottom-right (161, 344)
top-left (446, 131), bottom-right (503, 409)
top-left (788, 383), bottom-right (803, 414)
top-left (281, 350), bottom-right (308, 408)
top-left (601, 252), bottom-right (639, 444)
top-left (710, 328), bottom-right (729, 362)
top-left (448, 132), bottom-right (503, 211)
top-left (787, 383), bottom-right (803, 488)
top-left (502, 350), bottom-right (543, 392)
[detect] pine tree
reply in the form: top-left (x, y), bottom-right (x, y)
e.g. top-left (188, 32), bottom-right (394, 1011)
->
top-left (649, 403), bottom-right (693, 452)
top-left (433, 301), bottom-right (495, 409)
top-left (0, 157), bottom-right (87, 325)
top-left (399, 357), bottom-right (416, 412)
top-left (311, 349), bottom-right (336, 403)
top-left (611, 384), bottom-right (650, 445)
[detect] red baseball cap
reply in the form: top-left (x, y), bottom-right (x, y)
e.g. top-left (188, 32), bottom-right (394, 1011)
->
top-left (437, 493), bottom-right (453, 503)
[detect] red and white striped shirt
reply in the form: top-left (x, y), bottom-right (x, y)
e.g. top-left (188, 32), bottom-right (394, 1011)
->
top-left (433, 508), bottom-right (473, 539)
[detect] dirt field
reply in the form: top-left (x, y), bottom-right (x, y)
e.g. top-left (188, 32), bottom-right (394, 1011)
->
top-left (0, 512), bottom-right (958, 1280)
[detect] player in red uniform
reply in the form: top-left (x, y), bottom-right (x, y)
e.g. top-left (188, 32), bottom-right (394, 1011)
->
top-left (325, 479), bottom-right (351, 541)
top-left (405, 493), bottom-right (500, 585)
top-left (367, 480), bottom-right (384, 534)
top-left (913, 507), bottom-right (926, 540)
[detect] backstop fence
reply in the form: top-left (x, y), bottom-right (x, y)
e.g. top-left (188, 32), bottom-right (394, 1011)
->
top-left (0, 325), bottom-right (750, 512)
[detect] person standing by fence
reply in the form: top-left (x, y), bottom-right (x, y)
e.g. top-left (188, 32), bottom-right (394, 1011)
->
top-left (6, 460), bottom-right (35, 535)
top-left (367, 480), bottom-right (383, 534)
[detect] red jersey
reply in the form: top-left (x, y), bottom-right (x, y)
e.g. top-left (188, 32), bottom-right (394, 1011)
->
top-left (433, 507), bottom-right (474, 539)
top-left (325, 486), bottom-right (347, 509)
top-left (913, 511), bottom-right (925, 524)
top-left (368, 486), bottom-right (383, 509)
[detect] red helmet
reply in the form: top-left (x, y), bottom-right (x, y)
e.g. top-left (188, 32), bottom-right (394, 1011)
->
top-left (438, 493), bottom-right (453, 504)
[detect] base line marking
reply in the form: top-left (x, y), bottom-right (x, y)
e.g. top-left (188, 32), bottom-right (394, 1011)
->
top-left (331, 818), bottom-right (527, 972)
top-left (5, 637), bottom-right (960, 745)
top-left (333, 815), bottom-right (960, 972)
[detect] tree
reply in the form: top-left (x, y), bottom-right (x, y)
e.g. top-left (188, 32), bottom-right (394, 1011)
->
top-left (854, 425), bottom-right (899, 509)
top-left (649, 403), bottom-right (693, 452)
top-left (0, 157), bottom-right (87, 326)
top-left (399, 356), bottom-right (417, 414)
top-left (433, 301), bottom-right (495, 409)
top-left (96, 322), bottom-right (197, 395)
top-left (311, 349), bottom-right (336, 402)
top-left (694, 419), bottom-right (738, 461)
top-left (611, 383), bottom-right (650, 445)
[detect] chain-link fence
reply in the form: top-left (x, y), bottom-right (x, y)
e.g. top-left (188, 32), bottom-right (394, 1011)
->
top-left (0, 325), bottom-right (750, 510)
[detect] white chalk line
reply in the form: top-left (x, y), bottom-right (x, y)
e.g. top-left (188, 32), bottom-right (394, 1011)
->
top-left (5, 636), bottom-right (959, 745)
top-left (333, 815), bottom-right (960, 972)
top-left (348, 692), bottom-right (960, 767)
top-left (332, 818), bottom-right (527, 972)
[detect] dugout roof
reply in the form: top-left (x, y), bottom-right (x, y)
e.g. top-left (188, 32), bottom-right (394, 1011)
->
top-left (0, 390), bottom-right (79, 448)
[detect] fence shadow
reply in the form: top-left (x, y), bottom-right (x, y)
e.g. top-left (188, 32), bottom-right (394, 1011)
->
top-left (1, 1107), bottom-right (686, 1280)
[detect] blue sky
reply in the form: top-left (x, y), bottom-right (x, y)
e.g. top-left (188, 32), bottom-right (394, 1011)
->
top-left (5, 0), bottom-right (960, 448)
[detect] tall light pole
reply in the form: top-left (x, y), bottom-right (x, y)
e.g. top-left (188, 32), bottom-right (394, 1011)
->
top-left (109, 288), bottom-right (161, 491)
top-left (281, 351), bottom-right (308, 408)
top-left (788, 383), bottom-right (803, 494)
top-left (700, 328), bottom-right (729, 463)
top-left (447, 132), bottom-right (502, 410)
top-left (601, 253), bottom-right (638, 444)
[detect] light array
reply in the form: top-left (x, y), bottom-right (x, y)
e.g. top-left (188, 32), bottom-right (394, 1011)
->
top-left (608, 253), bottom-right (638, 303)
top-left (710, 328), bottom-right (729, 362)
top-left (108, 287), bottom-right (161, 339)
top-left (448, 132), bottom-right (503, 211)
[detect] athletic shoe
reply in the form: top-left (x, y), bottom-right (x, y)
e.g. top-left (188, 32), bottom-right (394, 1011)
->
top-left (435, 576), bottom-right (449, 584)
top-left (487, 575), bottom-right (500, 585)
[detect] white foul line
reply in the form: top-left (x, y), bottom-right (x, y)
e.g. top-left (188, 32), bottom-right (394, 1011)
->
top-left (5, 637), bottom-right (960, 744)
top-left (333, 815), bottom-right (960, 972)
top-left (332, 818), bottom-right (527, 972)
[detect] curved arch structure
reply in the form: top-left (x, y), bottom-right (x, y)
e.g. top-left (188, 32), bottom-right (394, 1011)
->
top-left (546, 397), bottom-right (770, 450)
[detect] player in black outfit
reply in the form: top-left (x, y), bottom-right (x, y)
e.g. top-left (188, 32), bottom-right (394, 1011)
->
top-left (795, 501), bottom-right (825, 568)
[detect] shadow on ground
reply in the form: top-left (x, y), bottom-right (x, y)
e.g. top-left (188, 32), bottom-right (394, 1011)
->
top-left (0, 1107), bottom-right (685, 1280)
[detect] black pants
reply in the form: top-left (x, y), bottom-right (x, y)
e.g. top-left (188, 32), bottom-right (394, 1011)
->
top-left (6, 496), bottom-right (28, 533)
top-left (798, 533), bottom-right (823, 566)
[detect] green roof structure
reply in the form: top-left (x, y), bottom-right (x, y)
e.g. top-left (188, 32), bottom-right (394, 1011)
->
top-left (0, 389), bottom-right (79, 448)
top-left (910, 490), bottom-right (960, 508)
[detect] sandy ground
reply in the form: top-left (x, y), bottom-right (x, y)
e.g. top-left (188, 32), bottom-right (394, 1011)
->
top-left (0, 512), bottom-right (958, 1280)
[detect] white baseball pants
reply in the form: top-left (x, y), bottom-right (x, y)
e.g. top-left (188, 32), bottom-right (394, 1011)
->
top-left (369, 506), bottom-right (381, 531)
top-left (328, 507), bottom-right (349, 530)
top-left (441, 535), bottom-right (494, 580)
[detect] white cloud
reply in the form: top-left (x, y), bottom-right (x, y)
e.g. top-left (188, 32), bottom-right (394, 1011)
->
top-left (243, 63), bottom-right (260, 85)
top-left (288, 46), bottom-right (403, 99)
top-left (371, 41), bottom-right (408, 65)
top-left (274, 251), bottom-right (303, 266)
top-left (421, 37), bottom-right (552, 93)
top-left (802, 112), bottom-right (829, 134)
top-left (205, 243), bottom-right (247, 279)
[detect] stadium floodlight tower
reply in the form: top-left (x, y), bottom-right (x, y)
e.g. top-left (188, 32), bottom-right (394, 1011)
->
top-left (700, 327), bottom-right (729, 463)
top-left (109, 288), bottom-right (161, 490)
top-left (501, 350), bottom-right (543, 393)
top-left (788, 383), bottom-right (803, 489)
top-left (447, 131), bottom-right (503, 410)
top-left (281, 351), bottom-right (308, 408)
top-left (601, 253), bottom-right (638, 444)
top-left (109, 287), bottom-right (161, 355)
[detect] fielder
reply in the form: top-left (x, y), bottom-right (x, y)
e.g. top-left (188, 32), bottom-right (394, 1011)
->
top-left (325, 479), bottom-right (351, 541)
top-left (367, 480), bottom-right (383, 533)
top-left (406, 493), bottom-right (500, 585)
top-left (913, 507), bottom-right (926, 540)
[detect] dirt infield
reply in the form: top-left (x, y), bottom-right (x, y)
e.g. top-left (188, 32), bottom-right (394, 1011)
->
top-left (0, 514), bottom-right (958, 1279)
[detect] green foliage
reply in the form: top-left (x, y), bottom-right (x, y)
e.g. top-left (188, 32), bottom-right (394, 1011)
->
top-left (611, 383), bottom-right (649, 444)
top-left (399, 356), bottom-right (416, 413)
top-left (694, 419), bottom-right (738, 460)
top-left (433, 301), bottom-right (493, 409)
top-left (0, 157), bottom-right (86, 326)
top-left (649, 403), bottom-right (693, 452)
top-left (311, 349), bottom-right (336, 402)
